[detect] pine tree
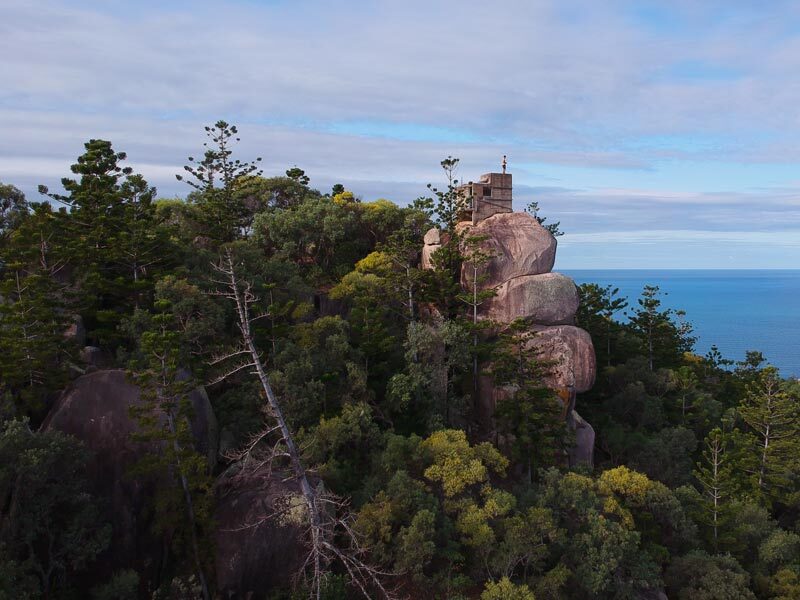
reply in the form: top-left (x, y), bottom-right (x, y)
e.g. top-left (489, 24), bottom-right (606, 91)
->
top-left (39, 140), bottom-right (164, 346)
top-left (525, 200), bottom-right (563, 237)
top-left (177, 121), bottom-right (262, 242)
top-left (694, 427), bottom-right (733, 551)
top-left (0, 204), bottom-right (72, 419)
top-left (458, 232), bottom-right (497, 413)
top-left (0, 269), bottom-right (70, 419)
top-left (415, 157), bottom-right (468, 319)
top-left (737, 366), bottom-right (798, 505)
top-left (379, 207), bottom-right (430, 324)
top-left (116, 174), bottom-right (172, 292)
top-left (127, 299), bottom-right (213, 600)
top-left (0, 182), bottom-right (28, 241)
top-left (492, 320), bottom-right (565, 482)
top-left (577, 283), bottom-right (628, 367)
top-left (627, 285), bottom-right (695, 370)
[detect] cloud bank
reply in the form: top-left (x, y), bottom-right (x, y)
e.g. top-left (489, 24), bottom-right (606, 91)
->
top-left (2, 0), bottom-right (800, 267)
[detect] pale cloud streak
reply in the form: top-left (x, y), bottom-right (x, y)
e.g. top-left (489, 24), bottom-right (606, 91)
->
top-left (2, 0), bottom-right (800, 267)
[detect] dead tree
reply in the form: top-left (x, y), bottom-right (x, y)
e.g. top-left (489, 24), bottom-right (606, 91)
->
top-left (210, 249), bottom-right (394, 600)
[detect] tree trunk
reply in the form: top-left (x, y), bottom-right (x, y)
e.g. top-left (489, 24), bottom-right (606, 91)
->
top-left (165, 411), bottom-right (211, 600)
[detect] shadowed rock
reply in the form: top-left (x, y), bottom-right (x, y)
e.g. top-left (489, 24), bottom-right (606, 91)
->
top-left (568, 410), bottom-right (595, 467)
top-left (215, 464), bottom-right (308, 596)
top-left (41, 369), bottom-right (217, 584)
top-left (482, 272), bottom-right (578, 325)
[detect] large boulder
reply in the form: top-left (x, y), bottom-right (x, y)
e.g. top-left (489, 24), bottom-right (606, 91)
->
top-left (421, 243), bottom-right (440, 270)
top-left (215, 464), bottom-right (308, 596)
top-left (530, 325), bottom-right (596, 393)
top-left (460, 212), bottom-right (556, 289)
top-left (568, 410), bottom-right (595, 467)
top-left (482, 272), bottom-right (578, 325)
top-left (421, 227), bottom-right (452, 270)
top-left (41, 369), bottom-right (218, 581)
top-left (423, 227), bottom-right (441, 246)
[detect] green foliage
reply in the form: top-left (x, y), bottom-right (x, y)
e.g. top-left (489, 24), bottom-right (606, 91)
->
top-left (330, 251), bottom-right (404, 389)
top-left (270, 315), bottom-right (372, 428)
top-left (386, 318), bottom-right (472, 431)
top-left (664, 552), bottom-right (756, 600)
top-left (126, 294), bottom-right (214, 592)
top-left (39, 139), bottom-right (173, 347)
top-left (492, 321), bottom-right (566, 481)
top-left (537, 468), bottom-right (673, 597)
top-left (0, 181), bottom-right (27, 240)
top-left (303, 402), bottom-right (383, 498)
top-left (576, 283), bottom-right (629, 368)
top-left (253, 195), bottom-right (371, 284)
top-left (736, 365), bottom-right (799, 505)
top-left (525, 200), bottom-right (563, 238)
top-left (626, 285), bottom-right (696, 371)
top-left (0, 263), bottom-right (71, 420)
top-left (91, 570), bottom-right (140, 600)
top-left (177, 120), bottom-right (263, 242)
top-left (2, 137), bottom-right (798, 599)
top-left (481, 576), bottom-right (536, 600)
top-left (0, 419), bottom-right (111, 598)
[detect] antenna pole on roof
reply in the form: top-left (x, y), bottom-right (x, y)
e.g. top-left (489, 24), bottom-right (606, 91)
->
top-left (502, 154), bottom-right (507, 174)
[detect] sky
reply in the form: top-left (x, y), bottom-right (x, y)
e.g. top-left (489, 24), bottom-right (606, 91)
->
top-left (3, 0), bottom-right (800, 268)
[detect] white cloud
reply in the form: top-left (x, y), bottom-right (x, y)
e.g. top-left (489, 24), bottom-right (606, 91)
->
top-left (3, 0), bottom-right (800, 267)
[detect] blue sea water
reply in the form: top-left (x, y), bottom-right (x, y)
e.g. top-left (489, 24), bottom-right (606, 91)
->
top-left (563, 270), bottom-right (800, 378)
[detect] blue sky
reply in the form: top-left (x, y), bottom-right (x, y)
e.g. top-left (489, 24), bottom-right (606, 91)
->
top-left (3, 0), bottom-right (800, 268)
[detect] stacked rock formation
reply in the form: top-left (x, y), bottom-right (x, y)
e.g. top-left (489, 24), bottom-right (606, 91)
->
top-left (422, 210), bottom-right (597, 466)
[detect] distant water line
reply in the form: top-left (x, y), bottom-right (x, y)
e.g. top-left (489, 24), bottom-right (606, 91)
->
top-left (563, 269), bottom-right (800, 378)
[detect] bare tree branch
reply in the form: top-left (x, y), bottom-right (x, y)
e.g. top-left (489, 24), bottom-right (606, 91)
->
top-left (209, 249), bottom-right (395, 600)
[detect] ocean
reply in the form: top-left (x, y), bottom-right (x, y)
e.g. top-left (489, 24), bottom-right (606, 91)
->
top-left (563, 270), bottom-right (800, 378)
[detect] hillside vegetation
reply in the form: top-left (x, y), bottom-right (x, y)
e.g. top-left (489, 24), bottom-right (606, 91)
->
top-left (1, 122), bottom-right (798, 600)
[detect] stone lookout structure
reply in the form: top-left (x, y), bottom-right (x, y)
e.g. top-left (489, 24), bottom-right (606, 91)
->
top-left (457, 171), bottom-right (513, 225)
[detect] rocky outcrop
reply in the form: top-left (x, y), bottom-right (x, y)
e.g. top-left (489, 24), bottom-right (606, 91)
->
top-left (459, 212), bottom-right (556, 289)
top-left (568, 410), bottom-right (595, 467)
top-left (482, 272), bottom-right (578, 325)
top-left (421, 204), bottom-right (596, 467)
top-left (531, 325), bottom-right (596, 393)
top-left (42, 369), bottom-right (218, 583)
top-left (422, 227), bottom-right (447, 270)
top-left (421, 244), bottom-right (439, 270)
top-left (214, 465), bottom-right (307, 596)
top-left (423, 228), bottom-right (441, 246)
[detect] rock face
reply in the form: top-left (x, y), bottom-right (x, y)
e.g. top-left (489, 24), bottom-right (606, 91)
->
top-left (214, 465), bottom-right (307, 596)
top-left (423, 228), bottom-right (441, 246)
top-left (42, 369), bottom-right (218, 583)
top-left (421, 243), bottom-right (439, 270)
top-left (460, 212), bottom-right (556, 290)
top-left (422, 227), bottom-right (450, 270)
top-left (568, 410), bottom-right (595, 467)
top-left (531, 325), bottom-right (596, 394)
top-left (482, 273), bottom-right (578, 325)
